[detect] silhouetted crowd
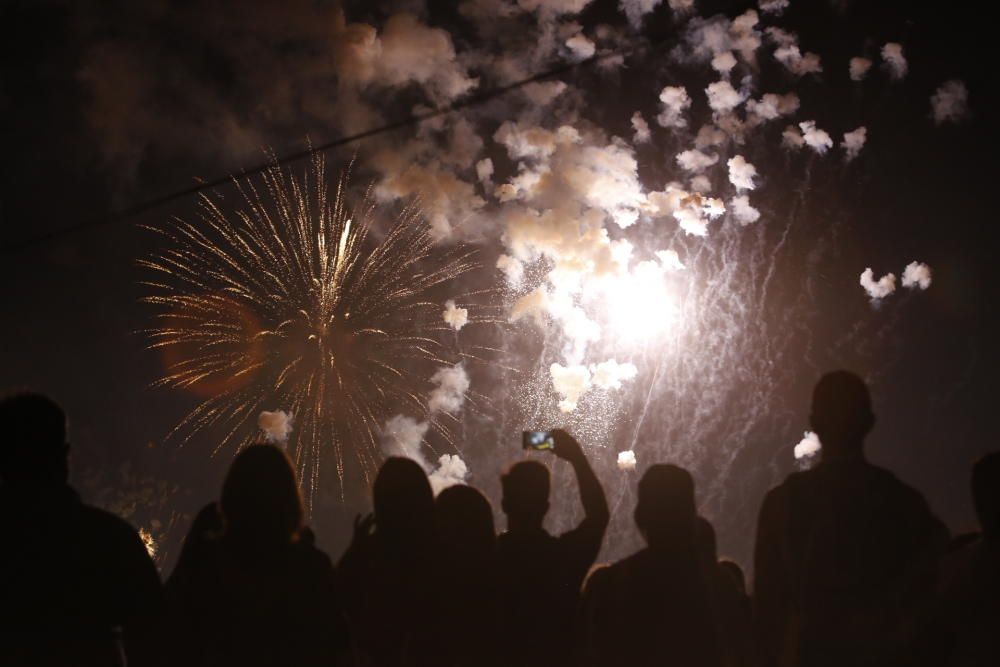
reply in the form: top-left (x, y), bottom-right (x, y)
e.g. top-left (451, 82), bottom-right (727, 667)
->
top-left (2, 371), bottom-right (998, 666)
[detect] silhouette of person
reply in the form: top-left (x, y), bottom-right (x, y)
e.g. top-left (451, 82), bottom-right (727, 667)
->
top-left (496, 429), bottom-right (609, 667)
top-left (753, 371), bottom-right (948, 667)
top-left (337, 456), bottom-right (441, 667)
top-left (166, 444), bottom-right (347, 666)
top-left (581, 464), bottom-right (720, 667)
top-left (937, 451), bottom-right (1000, 665)
top-left (0, 393), bottom-right (163, 667)
top-left (435, 484), bottom-right (500, 667)
top-left (697, 517), bottom-right (755, 667)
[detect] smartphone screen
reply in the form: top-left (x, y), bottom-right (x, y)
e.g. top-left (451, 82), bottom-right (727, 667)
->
top-left (522, 430), bottom-right (555, 451)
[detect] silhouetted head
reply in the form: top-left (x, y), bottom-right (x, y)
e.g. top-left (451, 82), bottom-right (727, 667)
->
top-left (696, 516), bottom-right (718, 568)
top-left (220, 445), bottom-right (303, 548)
top-left (809, 371), bottom-right (874, 460)
top-left (719, 559), bottom-right (747, 595)
top-left (501, 460), bottom-right (550, 530)
top-left (373, 457), bottom-right (435, 544)
top-left (436, 484), bottom-right (495, 562)
top-left (0, 393), bottom-right (69, 486)
top-left (634, 464), bottom-right (696, 551)
top-left (972, 451), bottom-right (1000, 539)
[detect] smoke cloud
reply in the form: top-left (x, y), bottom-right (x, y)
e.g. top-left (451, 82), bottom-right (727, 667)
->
top-left (442, 300), bottom-right (469, 331)
top-left (730, 195), bottom-right (761, 225)
top-left (880, 42), bottom-right (907, 81)
top-left (841, 127), bottom-right (867, 162)
top-left (258, 410), bottom-right (294, 445)
top-left (902, 261), bottom-right (932, 290)
top-left (931, 80), bottom-right (969, 125)
top-left (428, 454), bottom-right (469, 495)
top-left (727, 155), bottom-right (758, 190)
top-left (657, 86), bottom-right (693, 128)
top-left (428, 364), bottom-right (471, 415)
top-left (799, 121), bottom-right (834, 154)
top-left (849, 56), bottom-right (873, 81)
top-left (860, 268), bottom-right (897, 301)
top-left (794, 431), bottom-right (821, 460)
top-left (617, 450), bottom-right (638, 471)
top-left (631, 112), bottom-right (652, 144)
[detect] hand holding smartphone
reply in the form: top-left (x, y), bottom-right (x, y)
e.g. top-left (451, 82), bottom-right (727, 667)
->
top-left (522, 430), bottom-right (555, 451)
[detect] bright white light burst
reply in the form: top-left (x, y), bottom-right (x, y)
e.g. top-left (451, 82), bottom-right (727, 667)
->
top-left (601, 260), bottom-right (679, 342)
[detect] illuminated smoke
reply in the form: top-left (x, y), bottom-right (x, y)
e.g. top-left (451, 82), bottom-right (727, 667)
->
top-left (759, 0), bottom-right (789, 15)
top-left (849, 56), bottom-right (873, 81)
top-left (258, 410), bottom-right (294, 445)
top-left (774, 44), bottom-right (822, 76)
top-left (677, 149), bottom-right (719, 173)
top-left (730, 195), bottom-right (761, 225)
top-left (617, 450), bottom-right (638, 471)
top-left (727, 155), bottom-right (758, 191)
top-left (381, 414), bottom-right (430, 462)
top-left (860, 268), bottom-right (897, 301)
top-left (782, 124), bottom-right (805, 149)
top-left (799, 120), bottom-right (834, 154)
top-left (657, 86), bottom-right (692, 128)
top-left (565, 34), bottom-right (596, 60)
top-left (656, 249), bottom-right (686, 271)
top-left (881, 42), bottom-right (907, 81)
top-left (476, 158), bottom-right (494, 186)
top-left (690, 175), bottom-right (712, 193)
top-left (428, 364), bottom-right (471, 415)
top-left (931, 80), bottom-right (969, 125)
top-left (620, 0), bottom-right (666, 29)
top-left (591, 359), bottom-right (638, 390)
top-left (841, 127), bottom-right (867, 162)
top-left (428, 454), bottom-right (469, 495)
top-left (902, 262), bottom-right (932, 290)
top-left (794, 431), bottom-right (821, 460)
top-left (442, 300), bottom-right (469, 331)
top-left (706, 80), bottom-right (745, 114)
top-left (631, 112), bottom-right (652, 144)
top-left (550, 362), bottom-right (592, 412)
top-left (746, 93), bottom-right (799, 122)
top-left (647, 186), bottom-right (726, 237)
top-left (711, 51), bottom-right (738, 75)
top-left (496, 254), bottom-right (525, 287)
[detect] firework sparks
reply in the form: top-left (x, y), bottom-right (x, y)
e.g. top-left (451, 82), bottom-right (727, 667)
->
top-left (140, 153), bottom-right (478, 500)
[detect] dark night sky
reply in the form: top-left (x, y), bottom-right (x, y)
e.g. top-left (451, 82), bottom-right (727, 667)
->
top-left (1, 0), bottom-right (997, 568)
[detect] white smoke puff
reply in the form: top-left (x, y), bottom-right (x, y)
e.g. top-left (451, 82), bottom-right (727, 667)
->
top-left (590, 359), bottom-right (638, 390)
top-left (849, 57), bottom-right (872, 81)
top-left (841, 127), bottom-right (867, 162)
top-left (902, 261), bottom-right (932, 290)
top-left (729, 10), bottom-right (762, 63)
top-left (518, 0), bottom-right (595, 14)
top-left (494, 183), bottom-right (519, 202)
top-left (428, 364), bottom-right (470, 414)
top-left (565, 34), bottom-right (596, 60)
top-left (881, 42), bottom-right (907, 81)
top-left (476, 158), bottom-right (493, 186)
top-left (258, 410), bottom-right (293, 444)
top-left (931, 80), bottom-right (969, 125)
top-left (759, 0), bottom-right (789, 14)
top-left (729, 195), bottom-right (761, 225)
top-left (617, 450), bottom-right (638, 471)
top-left (442, 299), bottom-right (469, 331)
top-left (494, 122), bottom-right (561, 160)
top-left (695, 124), bottom-right (727, 148)
top-left (765, 26), bottom-right (797, 48)
top-left (711, 51), bottom-right (738, 75)
top-left (774, 44), bottom-right (822, 76)
top-left (782, 124), bottom-right (804, 149)
top-left (656, 249), bottom-right (686, 271)
top-left (522, 81), bottom-right (568, 106)
top-left (747, 92), bottom-right (800, 122)
top-left (657, 86), bottom-right (692, 128)
top-left (860, 268), bottom-right (896, 300)
top-left (510, 285), bottom-right (549, 324)
top-left (381, 414), bottom-right (430, 465)
top-left (631, 111), bottom-right (651, 144)
top-left (428, 454), bottom-right (469, 495)
top-left (676, 149), bottom-right (719, 173)
top-left (647, 188), bottom-right (725, 237)
top-left (689, 175), bottom-right (712, 193)
top-left (496, 254), bottom-right (525, 286)
top-left (706, 80), bottom-right (745, 114)
top-left (727, 155), bottom-right (757, 190)
top-left (550, 362), bottom-right (592, 412)
top-left (794, 431), bottom-right (821, 460)
top-left (799, 120), bottom-right (833, 154)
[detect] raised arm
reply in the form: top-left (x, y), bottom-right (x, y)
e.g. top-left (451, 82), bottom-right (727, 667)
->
top-left (553, 429), bottom-right (610, 534)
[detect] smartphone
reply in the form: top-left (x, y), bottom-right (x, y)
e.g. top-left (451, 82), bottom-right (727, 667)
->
top-left (522, 430), bottom-right (555, 451)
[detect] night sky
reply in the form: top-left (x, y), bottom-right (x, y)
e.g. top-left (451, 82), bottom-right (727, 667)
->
top-left (2, 0), bottom-right (996, 571)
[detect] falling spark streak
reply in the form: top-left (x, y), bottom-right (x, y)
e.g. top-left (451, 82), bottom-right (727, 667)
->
top-left (140, 153), bottom-right (478, 502)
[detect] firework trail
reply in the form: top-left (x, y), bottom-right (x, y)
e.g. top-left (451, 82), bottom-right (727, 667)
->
top-left (140, 153), bottom-right (478, 501)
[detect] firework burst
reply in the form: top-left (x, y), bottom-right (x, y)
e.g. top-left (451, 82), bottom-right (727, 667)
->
top-left (140, 153), bottom-right (479, 500)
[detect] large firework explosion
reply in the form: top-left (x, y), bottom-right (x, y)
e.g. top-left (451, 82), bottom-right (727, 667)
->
top-left (140, 154), bottom-right (479, 500)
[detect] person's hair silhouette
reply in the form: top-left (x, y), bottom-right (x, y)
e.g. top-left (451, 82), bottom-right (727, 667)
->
top-left (0, 393), bottom-right (163, 666)
top-left (809, 370), bottom-right (874, 461)
top-left (635, 464), bottom-right (696, 550)
top-left (500, 459), bottom-right (550, 529)
top-left (220, 444), bottom-right (304, 550)
top-left (373, 456), bottom-right (435, 546)
top-left (436, 483), bottom-right (496, 558)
